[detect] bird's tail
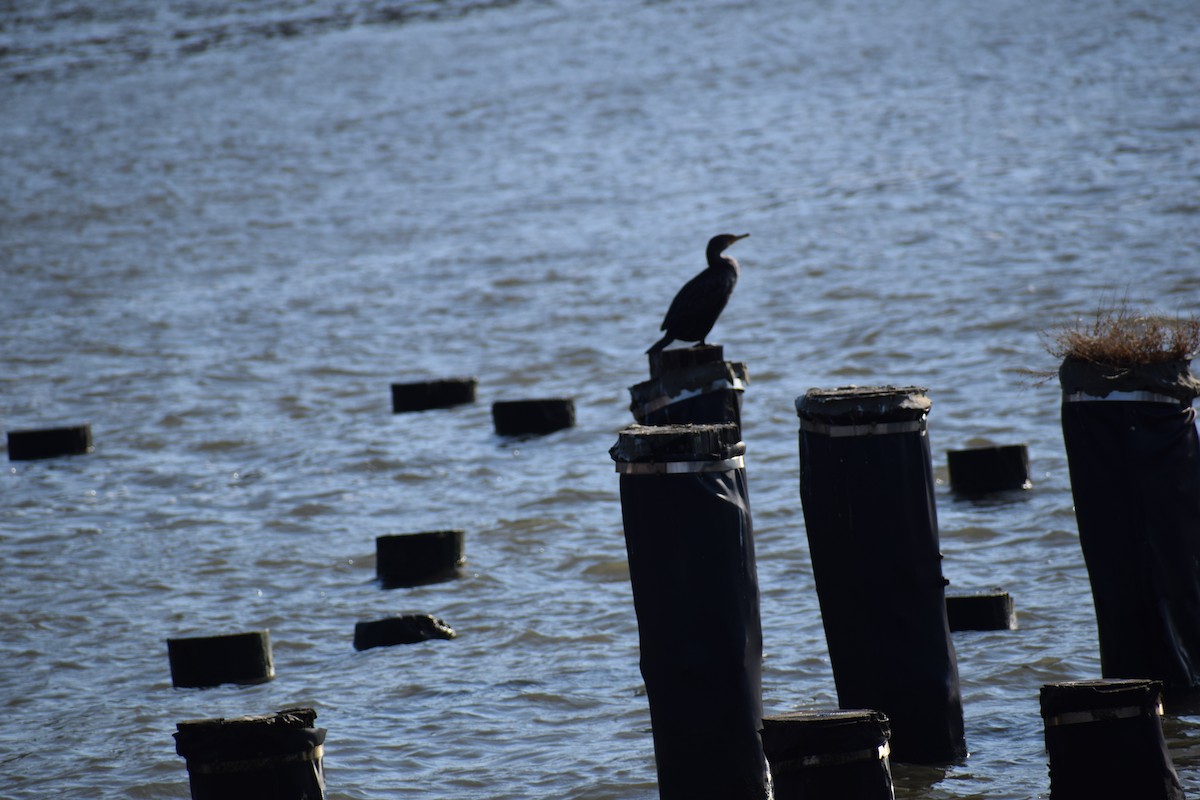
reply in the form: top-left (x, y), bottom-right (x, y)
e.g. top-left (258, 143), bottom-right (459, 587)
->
top-left (646, 334), bottom-right (673, 354)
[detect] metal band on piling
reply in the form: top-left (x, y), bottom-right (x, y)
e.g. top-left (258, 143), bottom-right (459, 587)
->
top-left (773, 741), bottom-right (891, 771)
top-left (798, 418), bottom-right (926, 438)
top-left (1045, 703), bottom-right (1164, 728)
top-left (615, 455), bottom-right (745, 474)
top-left (1064, 390), bottom-right (1186, 405)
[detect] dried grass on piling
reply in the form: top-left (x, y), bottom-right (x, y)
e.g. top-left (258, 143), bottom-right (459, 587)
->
top-left (1048, 304), bottom-right (1200, 366)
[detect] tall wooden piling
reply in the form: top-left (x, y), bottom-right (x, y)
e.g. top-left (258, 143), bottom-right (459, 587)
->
top-left (1059, 355), bottom-right (1200, 694)
top-left (611, 423), bottom-right (770, 799)
top-left (795, 386), bottom-right (966, 763)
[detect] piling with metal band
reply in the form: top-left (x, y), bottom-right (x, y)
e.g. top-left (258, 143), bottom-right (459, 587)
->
top-left (946, 444), bottom-right (1031, 494)
top-left (376, 530), bottom-right (465, 589)
top-left (167, 630), bottom-right (275, 689)
top-left (1059, 357), bottom-right (1200, 694)
top-left (174, 707), bottom-right (326, 800)
top-left (7, 424), bottom-right (93, 461)
top-left (391, 377), bottom-right (477, 412)
top-left (610, 423), bottom-right (770, 799)
top-left (761, 709), bottom-right (894, 800)
top-left (795, 386), bottom-right (966, 764)
top-left (1040, 679), bottom-right (1183, 799)
top-left (631, 344), bottom-right (748, 429)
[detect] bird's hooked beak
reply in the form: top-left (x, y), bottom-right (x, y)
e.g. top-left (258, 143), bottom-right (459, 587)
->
top-left (732, 233), bottom-right (750, 243)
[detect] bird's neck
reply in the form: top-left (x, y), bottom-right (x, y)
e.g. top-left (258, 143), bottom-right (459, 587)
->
top-left (707, 252), bottom-right (739, 276)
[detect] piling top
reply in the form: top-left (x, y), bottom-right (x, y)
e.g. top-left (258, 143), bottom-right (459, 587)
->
top-left (174, 707), bottom-right (325, 761)
top-left (609, 423), bottom-right (744, 464)
top-left (1040, 678), bottom-right (1164, 718)
top-left (648, 344), bottom-right (725, 378)
top-left (795, 385), bottom-right (931, 425)
top-left (762, 708), bottom-right (891, 753)
top-left (1059, 357), bottom-right (1200, 402)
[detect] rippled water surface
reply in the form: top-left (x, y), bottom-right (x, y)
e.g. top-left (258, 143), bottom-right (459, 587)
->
top-left (2, 1), bottom-right (1199, 797)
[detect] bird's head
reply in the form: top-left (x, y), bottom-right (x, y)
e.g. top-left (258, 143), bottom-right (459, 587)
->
top-left (707, 232), bottom-right (749, 260)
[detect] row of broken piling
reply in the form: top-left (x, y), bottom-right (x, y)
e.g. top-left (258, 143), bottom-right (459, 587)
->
top-left (9, 341), bottom-right (1200, 798)
top-left (612, 344), bottom-right (1200, 800)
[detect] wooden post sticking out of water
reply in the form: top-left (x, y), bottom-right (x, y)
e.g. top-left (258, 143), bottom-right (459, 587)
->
top-left (761, 709), bottom-right (894, 800)
top-left (375, 530), bottom-right (465, 589)
top-left (491, 398), bottom-right (575, 435)
top-left (174, 707), bottom-right (326, 800)
top-left (1040, 679), bottom-right (1183, 799)
top-left (946, 444), bottom-right (1031, 494)
top-left (630, 344), bottom-right (748, 430)
top-left (795, 386), bottom-right (967, 764)
top-left (945, 589), bottom-right (1017, 631)
top-left (391, 377), bottom-right (477, 412)
top-left (7, 424), bottom-right (93, 460)
top-left (166, 630), bottom-right (274, 689)
top-left (610, 423), bottom-right (770, 799)
top-left (353, 614), bottom-right (456, 651)
top-left (1059, 354), bottom-right (1200, 694)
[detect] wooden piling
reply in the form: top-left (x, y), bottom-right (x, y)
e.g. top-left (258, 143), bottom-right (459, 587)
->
top-left (947, 444), bottom-right (1031, 493)
top-left (390, 377), bottom-right (477, 412)
top-left (167, 630), bottom-right (274, 689)
top-left (376, 530), bottom-right (465, 588)
top-left (353, 614), bottom-right (456, 651)
top-left (7, 424), bottom-right (93, 461)
top-left (174, 707), bottom-right (326, 799)
top-left (1041, 679), bottom-right (1183, 799)
top-left (762, 709), bottom-right (894, 800)
top-left (492, 398), bottom-right (575, 435)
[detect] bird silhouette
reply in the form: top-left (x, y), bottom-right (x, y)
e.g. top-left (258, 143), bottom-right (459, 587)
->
top-left (646, 233), bottom-right (749, 354)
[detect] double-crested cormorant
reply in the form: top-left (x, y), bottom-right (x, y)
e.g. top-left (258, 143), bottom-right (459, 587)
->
top-left (646, 233), bottom-right (749, 354)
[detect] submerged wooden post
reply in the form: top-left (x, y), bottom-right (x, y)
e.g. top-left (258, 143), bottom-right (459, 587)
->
top-left (353, 614), bottom-right (456, 651)
top-left (796, 386), bottom-right (966, 764)
top-left (391, 377), bottom-right (477, 412)
top-left (630, 344), bottom-right (748, 430)
top-left (1041, 679), bottom-right (1183, 799)
top-left (946, 589), bottom-right (1017, 632)
top-left (375, 530), bottom-right (464, 588)
top-left (611, 423), bottom-right (770, 799)
top-left (7, 424), bottom-right (93, 460)
top-left (167, 630), bottom-right (274, 689)
top-left (946, 444), bottom-right (1031, 494)
top-left (174, 707), bottom-right (326, 800)
top-left (492, 398), bottom-right (575, 435)
top-left (762, 709), bottom-right (894, 799)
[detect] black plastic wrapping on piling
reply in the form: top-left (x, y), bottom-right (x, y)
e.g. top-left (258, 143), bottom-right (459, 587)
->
top-left (1040, 679), bottom-right (1183, 800)
top-left (611, 423), bottom-right (770, 800)
top-left (1060, 357), bottom-right (1200, 694)
top-left (629, 356), bottom-right (748, 429)
top-left (796, 386), bottom-right (966, 764)
top-left (762, 709), bottom-right (894, 800)
top-left (174, 708), bottom-right (326, 800)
